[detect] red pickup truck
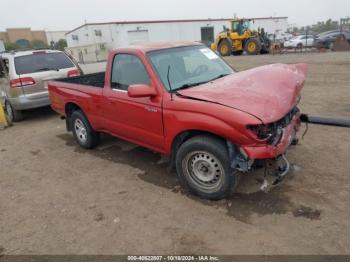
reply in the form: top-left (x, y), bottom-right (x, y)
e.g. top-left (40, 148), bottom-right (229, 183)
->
top-left (48, 42), bottom-right (307, 200)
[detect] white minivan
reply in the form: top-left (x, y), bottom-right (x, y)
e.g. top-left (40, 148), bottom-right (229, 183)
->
top-left (0, 50), bottom-right (81, 121)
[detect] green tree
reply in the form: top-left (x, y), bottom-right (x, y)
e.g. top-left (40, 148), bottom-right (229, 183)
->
top-left (54, 39), bottom-right (67, 51)
top-left (4, 42), bottom-right (20, 51)
top-left (310, 19), bottom-right (339, 34)
top-left (30, 40), bottom-right (49, 49)
top-left (292, 19), bottom-right (340, 35)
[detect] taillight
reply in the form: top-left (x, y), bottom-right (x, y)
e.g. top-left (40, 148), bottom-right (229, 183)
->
top-left (10, 77), bottom-right (36, 88)
top-left (67, 69), bottom-right (81, 77)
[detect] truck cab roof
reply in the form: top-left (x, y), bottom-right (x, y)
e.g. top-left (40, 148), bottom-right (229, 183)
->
top-left (113, 41), bottom-right (203, 53)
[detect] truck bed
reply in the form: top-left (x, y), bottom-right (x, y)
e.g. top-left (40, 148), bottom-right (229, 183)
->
top-left (57, 72), bottom-right (105, 88)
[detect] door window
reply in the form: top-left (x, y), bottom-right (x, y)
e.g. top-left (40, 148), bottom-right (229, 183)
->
top-left (15, 52), bottom-right (75, 74)
top-left (111, 54), bottom-right (150, 91)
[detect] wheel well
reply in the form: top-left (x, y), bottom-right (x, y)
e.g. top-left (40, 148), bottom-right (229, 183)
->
top-left (218, 37), bottom-right (231, 46)
top-left (65, 103), bottom-right (81, 117)
top-left (170, 130), bottom-right (229, 164)
top-left (65, 102), bottom-right (82, 131)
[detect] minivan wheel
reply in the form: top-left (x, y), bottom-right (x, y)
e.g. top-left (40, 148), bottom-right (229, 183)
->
top-left (175, 135), bottom-right (238, 200)
top-left (71, 110), bottom-right (100, 149)
top-left (5, 100), bottom-right (23, 122)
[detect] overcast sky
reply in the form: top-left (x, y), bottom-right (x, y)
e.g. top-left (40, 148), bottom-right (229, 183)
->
top-left (0, 0), bottom-right (349, 31)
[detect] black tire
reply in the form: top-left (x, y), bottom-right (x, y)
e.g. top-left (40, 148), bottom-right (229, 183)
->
top-left (260, 45), bottom-right (270, 54)
top-left (232, 50), bottom-right (243, 56)
top-left (244, 38), bottom-right (261, 55)
top-left (218, 39), bottom-right (232, 56)
top-left (297, 43), bottom-right (303, 49)
top-left (175, 135), bottom-right (238, 200)
top-left (70, 110), bottom-right (100, 149)
top-left (5, 100), bottom-right (23, 122)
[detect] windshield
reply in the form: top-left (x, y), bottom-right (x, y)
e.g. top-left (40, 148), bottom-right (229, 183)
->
top-left (15, 52), bottom-right (75, 75)
top-left (147, 45), bottom-right (234, 91)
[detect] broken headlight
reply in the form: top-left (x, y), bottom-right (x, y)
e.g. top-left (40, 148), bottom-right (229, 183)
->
top-left (247, 124), bottom-right (275, 140)
top-left (247, 123), bottom-right (283, 145)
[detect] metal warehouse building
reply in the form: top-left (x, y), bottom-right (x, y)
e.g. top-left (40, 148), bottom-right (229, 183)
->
top-left (65, 17), bottom-right (288, 63)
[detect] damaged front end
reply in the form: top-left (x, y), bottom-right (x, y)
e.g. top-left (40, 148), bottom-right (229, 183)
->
top-left (227, 140), bottom-right (293, 191)
top-left (227, 106), bottom-right (301, 191)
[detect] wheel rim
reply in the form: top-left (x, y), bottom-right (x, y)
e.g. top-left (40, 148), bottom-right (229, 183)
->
top-left (74, 118), bottom-right (87, 143)
top-left (220, 45), bottom-right (228, 54)
top-left (248, 42), bottom-right (256, 52)
top-left (5, 102), bottom-right (13, 122)
top-left (184, 151), bottom-right (225, 192)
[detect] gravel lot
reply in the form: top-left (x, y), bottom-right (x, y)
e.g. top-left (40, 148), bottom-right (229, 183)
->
top-left (0, 51), bottom-right (349, 255)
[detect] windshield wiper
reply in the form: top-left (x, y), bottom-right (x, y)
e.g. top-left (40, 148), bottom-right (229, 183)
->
top-left (175, 74), bottom-right (230, 91)
top-left (35, 67), bottom-right (59, 72)
top-left (175, 81), bottom-right (209, 91)
top-left (208, 73), bottom-right (230, 82)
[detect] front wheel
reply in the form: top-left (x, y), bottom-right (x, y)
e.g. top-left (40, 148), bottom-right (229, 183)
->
top-left (244, 38), bottom-right (261, 55)
top-left (218, 39), bottom-right (232, 56)
top-left (71, 110), bottom-right (100, 149)
top-left (175, 135), bottom-right (238, 200)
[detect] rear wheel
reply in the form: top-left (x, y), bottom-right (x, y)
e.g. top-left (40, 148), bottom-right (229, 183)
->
top-left (71, 110), bottom-right (100, 149)
top-left (175, 135), bottom-right (238, 200)
top-left (218, 39), bottom-right (232, 56)
top-left (244, 38), bottom-right (261, 55)
top-left (5, 100), bottom-right (23, 122)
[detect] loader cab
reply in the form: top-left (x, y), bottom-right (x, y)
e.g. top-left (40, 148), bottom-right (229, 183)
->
top-left (231, 19), bottom-right (252, 35)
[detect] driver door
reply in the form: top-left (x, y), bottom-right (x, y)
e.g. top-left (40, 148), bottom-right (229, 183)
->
top-left (103, 53), bottom-right (164, 151)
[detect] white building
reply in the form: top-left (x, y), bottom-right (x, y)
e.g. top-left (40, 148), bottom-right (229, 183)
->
top-left (46, 31), bottom-right (67, 45)
top-left (66, 17), bottom-right (288, 63)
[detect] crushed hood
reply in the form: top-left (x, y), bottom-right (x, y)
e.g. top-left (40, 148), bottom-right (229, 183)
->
top-left (177, 63), bottom-right (308, 123)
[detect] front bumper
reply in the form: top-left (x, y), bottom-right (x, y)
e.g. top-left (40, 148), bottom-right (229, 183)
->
top-left (241, 114), bottom-right (300, 160)
top-left (8, 92), bottom-right (51, 110)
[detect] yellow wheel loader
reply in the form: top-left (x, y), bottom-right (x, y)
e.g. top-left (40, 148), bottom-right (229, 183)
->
top-left (211, 19), bottom-right (271, 56)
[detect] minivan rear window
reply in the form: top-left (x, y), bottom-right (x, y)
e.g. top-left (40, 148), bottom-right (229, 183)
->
top-left (15, 52), bottom-right (75, 75)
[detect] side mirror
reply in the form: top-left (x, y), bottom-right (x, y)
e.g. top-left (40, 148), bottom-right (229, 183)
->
top-left (128, 84), bottom-right (157, 98)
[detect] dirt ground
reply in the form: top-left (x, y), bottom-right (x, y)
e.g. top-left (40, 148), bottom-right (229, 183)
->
top-left (0, 51), bottom-right (349, 255)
